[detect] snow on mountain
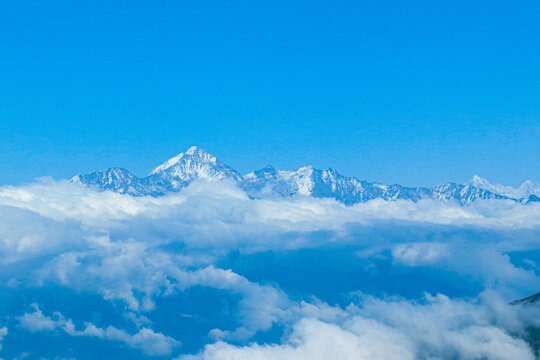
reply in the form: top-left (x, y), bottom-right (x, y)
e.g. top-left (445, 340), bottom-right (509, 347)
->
top-left (243, 166), bottom-right (426, 204)
top-left (430, 183), bottom-right (506, 205)
top-left (72, 147), bottom-right (530, 205)
top-left (145, 146), bottom-right (242, 191)
top-left (468, 175), bottom-right (540, 202)
top-left (71, 168), bottom-right (151, 196)
top-left (71, 147), bottom-right (242, 196)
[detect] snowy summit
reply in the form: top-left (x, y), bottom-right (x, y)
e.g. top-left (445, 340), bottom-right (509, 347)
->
top-left (72, 147), bottom-right (539, 205)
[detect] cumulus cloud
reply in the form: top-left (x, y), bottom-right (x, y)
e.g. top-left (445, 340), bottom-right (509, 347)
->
top-left (36, 238), bottom-right (290, 337)
top-left (18, 304), bottom-right (179, 356)
top-left (0, 179), bottom-right (538, 357)
top-left (184, 318), bottom-right (415, 360)
top-left (184, 292), bottom-right (539, 360)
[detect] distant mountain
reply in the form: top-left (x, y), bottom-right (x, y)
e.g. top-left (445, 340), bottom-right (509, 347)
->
top-left (511, 292), bottom-right (540, 306)
top-left (242, 165), bottom-right (427, 204)
top-left (72, 167), bottom-right (151, 196)
top-left (468, 175), bottom-right (540, 202)
top-left (72, 146), bottom-right (534, 205)
top-left (145, 146), bottom-right (242, 193)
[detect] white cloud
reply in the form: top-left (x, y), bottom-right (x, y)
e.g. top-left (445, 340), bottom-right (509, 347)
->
top-left (18, 304), bottom-right (179, 356)
top-left (0, 179), bottom-right (538, 357)
top-left (183, 318), bottom-right (415, 360)
top-left (184, 292), bottom-right (538, 360)
top-left (17, 303), bottom-right (60, 332)
top-left (36, 240), bottom-right (290, 336)
top-left (0, 179), bottom-right (539, 231)
top-left (392, 242), bottom-right (449, 266)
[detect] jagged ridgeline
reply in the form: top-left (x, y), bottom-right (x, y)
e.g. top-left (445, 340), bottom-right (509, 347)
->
top-left (72, 146), bottom-right (540, 205)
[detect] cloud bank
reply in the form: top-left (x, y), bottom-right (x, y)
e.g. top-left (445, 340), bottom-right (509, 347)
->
top-left (186, 292), bottom-right (539, 360)
top-left (0, 179), bottom-right (538, 358)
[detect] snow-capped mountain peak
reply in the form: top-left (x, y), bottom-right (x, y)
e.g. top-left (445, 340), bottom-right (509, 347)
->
top-left (469, 175), bottom-right (491, 188)
top-left (184, 146), bottom-right (219, 162)
top-left (150, 146), bottom-right (219, 175)
top-left (72, 147), bottom-right (538, 205)
top-left (468, 175), bottom-right (540, 199)
top-left (519, 180), bottom-right (540, 195)
top-left (144, 147), bottom-right (242, 191)
top-left (71, 167), bottom-right (147, 196)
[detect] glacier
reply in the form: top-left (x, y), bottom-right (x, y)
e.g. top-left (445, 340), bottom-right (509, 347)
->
top-left (72, 146), bottom-right (540, 205)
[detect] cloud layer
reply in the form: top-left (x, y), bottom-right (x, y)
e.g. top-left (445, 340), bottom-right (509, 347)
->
top-left (0, 179), bottom-right (538, 358)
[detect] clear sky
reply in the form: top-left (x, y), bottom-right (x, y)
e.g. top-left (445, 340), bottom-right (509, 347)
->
top-left (0, 0), bottom-right (538, 187)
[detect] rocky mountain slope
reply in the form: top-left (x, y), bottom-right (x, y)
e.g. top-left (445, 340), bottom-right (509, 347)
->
top-left (72, 146), bottom-right (538, 205)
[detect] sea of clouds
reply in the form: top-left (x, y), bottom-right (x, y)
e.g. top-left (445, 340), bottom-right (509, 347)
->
top-left (0, 178), bottom-right (538, 359)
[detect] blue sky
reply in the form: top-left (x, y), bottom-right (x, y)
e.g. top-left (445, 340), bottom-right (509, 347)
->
top-left (0, 0), bottom-right (538, 186)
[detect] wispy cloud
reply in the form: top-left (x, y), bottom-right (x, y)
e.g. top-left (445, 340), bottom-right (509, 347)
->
top-left (18, 304), bottom-right (179, 356)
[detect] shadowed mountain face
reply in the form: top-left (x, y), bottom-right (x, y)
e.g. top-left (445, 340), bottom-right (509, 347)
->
top-left (511, 292), bottom-right (540, 355)
top-left (71, 147), bottom-right (242, 196)
top-left (72, 146), bottom-right (539, 205)
top-left (512, 292), bottom-right (540, 306)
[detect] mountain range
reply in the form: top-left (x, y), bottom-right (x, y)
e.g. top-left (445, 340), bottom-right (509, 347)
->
top-left (72, 146), bottom-right (540, 205)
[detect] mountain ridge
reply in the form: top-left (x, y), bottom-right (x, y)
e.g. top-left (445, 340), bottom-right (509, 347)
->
top-left (71, 147), bottom-right (540, 205)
